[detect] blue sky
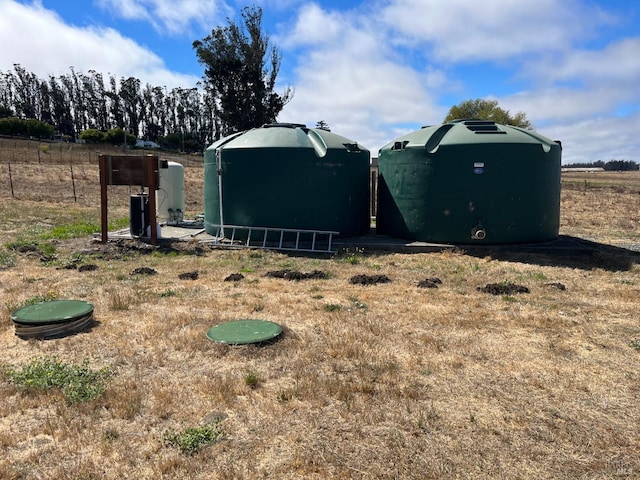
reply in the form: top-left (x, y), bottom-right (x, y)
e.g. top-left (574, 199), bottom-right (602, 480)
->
top-left (1, 0), bottom-right (639, 164)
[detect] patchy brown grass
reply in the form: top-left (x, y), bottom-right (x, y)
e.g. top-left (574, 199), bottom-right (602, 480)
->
top-left (561, 171), bottom-right (640, 245)
top-left (1, 141), bottom-right (640, 479)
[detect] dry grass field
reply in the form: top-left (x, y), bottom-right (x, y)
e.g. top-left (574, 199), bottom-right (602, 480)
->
top-left (1, 138), bottom-right (640, 479)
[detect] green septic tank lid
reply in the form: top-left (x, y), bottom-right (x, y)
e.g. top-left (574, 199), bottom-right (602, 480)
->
top-left (206, 319), bottom-right (283, 345)
top-left (11, 300), bottom-right (94, 325)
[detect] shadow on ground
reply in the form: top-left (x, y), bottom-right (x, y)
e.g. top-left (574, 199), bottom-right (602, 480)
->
top-left (454, 235), bottom-right (640, 272)
top-left (335, 233), bottom-right (640, 272)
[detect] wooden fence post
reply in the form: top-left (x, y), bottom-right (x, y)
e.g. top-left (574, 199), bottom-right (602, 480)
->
top-left (70, 163), bottom-right (77, 202)
top-left (8, 162), bottom-right (14, 197)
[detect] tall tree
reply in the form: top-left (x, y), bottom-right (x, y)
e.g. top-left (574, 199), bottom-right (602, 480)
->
top-left (444, 98), bottom-right (532, 129)
top-left (193, 6), bottom-right (292, 138)
top-left (12, 64), bottom-right (40, 119)
top-left (82, 70), bottom-right (109, 131)
top-left (48, 76), bottom-right (74, 137)
top-left (120, 76), bottom-right (142, 137)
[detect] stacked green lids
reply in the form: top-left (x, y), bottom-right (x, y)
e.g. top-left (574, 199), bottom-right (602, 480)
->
top-left (11, 300), bottom-right (94, 339)
top-left (206, 319), bottom-right (283, 345)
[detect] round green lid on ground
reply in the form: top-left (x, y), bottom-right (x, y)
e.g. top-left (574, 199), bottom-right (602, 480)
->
top-left (206, 319), bottom-right (283, 345)
top-left (11, 300), bottom-right (94, 325)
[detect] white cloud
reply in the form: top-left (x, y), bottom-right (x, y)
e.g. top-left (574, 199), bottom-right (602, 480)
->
top-left (0, 0), bottom-right (198, 88)
top-left (498, 36), bottom-right (640, 140)
top-left (542, 114), bottom-right (640, 164)
top-left (500, 87), bottom-right (633, 124)
top-left (379, 0), bottom-right (612, 62)
top-left (279, 3), bottom-right (346, 48)
top-left (521, 38), bottom-right (640, 88)
top-left (95, 0), bottom-right (231, 36)
top-left (278, 3), bottom-right (447, 153)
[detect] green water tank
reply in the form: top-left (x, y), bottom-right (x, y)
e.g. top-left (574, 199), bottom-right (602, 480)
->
top-left (204, 123), bottom-right (370, 238)
top-left (377, 120), bottom-right (562, 244)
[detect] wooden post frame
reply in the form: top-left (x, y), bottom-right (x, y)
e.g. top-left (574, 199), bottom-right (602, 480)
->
top-left (99, 155), bottom-right (159, 244)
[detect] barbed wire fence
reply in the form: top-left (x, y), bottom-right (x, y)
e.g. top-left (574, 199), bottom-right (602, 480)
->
top-left (0, 138), bottom-right (204, 205)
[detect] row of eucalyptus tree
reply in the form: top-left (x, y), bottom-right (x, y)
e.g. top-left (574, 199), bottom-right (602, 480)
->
top-left (0, 65), bottom-right (211, 150)
top-left (0, 6), bottom-right (292, 152)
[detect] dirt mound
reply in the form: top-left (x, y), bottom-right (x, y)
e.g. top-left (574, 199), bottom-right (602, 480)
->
top-left (63, 239), bottom-right (209, 262)
top-left (78, 264), bottom-right (98, 272)
top-left (224, 273), bottom-right (245, 282)
top-left (130, 267), bottom-right (157, 276)
top-left (417, 277), bottom-right (442, 289)
top-left (477, 282), bottom-right (529, 295)
top-left (265, 269), bottom-right (330, 281)
top-left (350, 274), bottom-right (391, 285)
top-left (178, 271), bottom-right (199, 280)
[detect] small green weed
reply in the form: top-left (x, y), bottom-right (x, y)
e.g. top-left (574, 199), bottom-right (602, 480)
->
top-left (277, 387), bottom-right (299, 403)
top-left (3, 356), bottom-right (113, 404)
top-left (159, 289), bottom-right (178, 298)
top-left (349, 297), bottom-right (368, 311)
top-left (630, 339), bottom-right (640, 351)
top-left (244, 370), bottom-right (260, 389)
top-left (532, 272), bottom-right (548, 281)
top-left (162, 421), bottom-right (224, 455)
top-left (0, 250), bottom-right (16, 268)
top-left (24, 291), bottom-right (58, 305)
top-left (340, 247), bottom-right (364, 265)
top-left (324, 303), bottom-right (342, 312)
top-left (103, 429), bottom-right (120, 442)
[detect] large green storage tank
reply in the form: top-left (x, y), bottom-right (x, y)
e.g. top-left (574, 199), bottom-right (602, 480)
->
top-left (377, 120), bottom-right (561, 244)
top-left (204, 123), bottom-right (370, 238)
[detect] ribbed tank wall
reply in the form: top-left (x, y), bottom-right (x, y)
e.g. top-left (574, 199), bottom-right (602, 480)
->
top-left (377, 122), bottom-right (561, 244)
top-left (204, 127), bottom-right (370, 238)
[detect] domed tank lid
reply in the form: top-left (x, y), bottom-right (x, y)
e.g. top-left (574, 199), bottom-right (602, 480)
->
top-left (12, 300), bottom-right (94, 325)
top-left (381, 119), bottom-right (559, 154)
top-left (206, 319), bottom-right (283, 345)
top-left (206, 123), bottom-right (368, 157)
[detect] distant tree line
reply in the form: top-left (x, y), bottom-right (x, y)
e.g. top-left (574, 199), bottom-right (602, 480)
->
top-left (564, 160), bottom-right (638, 171)
top-left (0, 64), bottom-right (209, 151)
top-left (0, 6), bottom-right (291, 153)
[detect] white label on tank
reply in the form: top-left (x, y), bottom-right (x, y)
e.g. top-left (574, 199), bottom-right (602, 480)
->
top-left (473, 162), bottom-right (485, 174)
top-left (474, 162), bottom-right (484, 168)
